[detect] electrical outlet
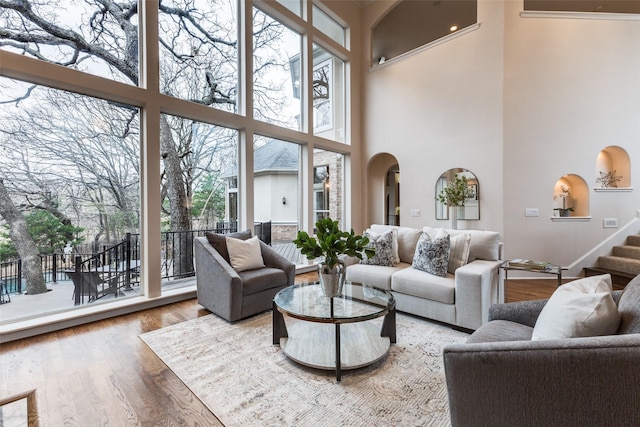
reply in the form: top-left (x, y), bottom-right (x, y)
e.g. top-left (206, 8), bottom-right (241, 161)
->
top-left (603, 218), bottom-right (618, 228)
top-left (410, 209), bottom-right (421, 217)
top-left (525, 208), bottom-right (539, 217)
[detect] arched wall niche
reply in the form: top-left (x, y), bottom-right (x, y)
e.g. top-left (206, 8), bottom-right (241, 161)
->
top-left (367, 153), bottom-right (400, 226)
top-left (553, 174), bottom-right (589, 218)
top-left (595, 146), bottom-right (631, 189)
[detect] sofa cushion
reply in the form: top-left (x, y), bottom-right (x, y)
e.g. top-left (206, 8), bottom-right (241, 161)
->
top-left (617, 274), bottom-right (640, 334)
top-left (532, 274), bottom-right (620, 341)
top-left (391, 266), bottom-right (455, 304)
top-left (370, 224), bottom-right (421, 264)
top-left (466, 319), bottom-right (534, 343)
top-left (360, 229), bottom-right (395, 266)
top-left (425, 227), bottom-right (500, 262)
top-left (345, 263), bottom-right (408, 290)
top-left (448, 232), bottom-right (471, 274)
top-left (226, 235), bottom-right (265, 272)
top-left (205, 229), bottom-right (252, 263)
top-left (412, 228), bottom-right (450, 277)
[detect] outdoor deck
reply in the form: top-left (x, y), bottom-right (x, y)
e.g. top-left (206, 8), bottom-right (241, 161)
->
top-left (0, 243), bottom-right (307, 324)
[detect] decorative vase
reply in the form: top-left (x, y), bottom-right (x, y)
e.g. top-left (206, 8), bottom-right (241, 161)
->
top-left (318, 260), bottom-right (346, 297)
top-left (448, 206), bottom-right (458, 230)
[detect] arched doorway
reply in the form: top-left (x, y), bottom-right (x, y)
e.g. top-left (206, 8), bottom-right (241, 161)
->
top-left (385, 166), bottom-right (400, 225)
top-left (366, 153), bottom-right (400, 226)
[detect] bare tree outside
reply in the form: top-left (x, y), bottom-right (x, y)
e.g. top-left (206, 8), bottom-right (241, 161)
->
top-left (0, 0), bottom-right (298, 292)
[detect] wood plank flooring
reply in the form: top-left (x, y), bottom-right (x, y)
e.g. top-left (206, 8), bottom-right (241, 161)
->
top-left (0, 274), bottom-right (557, 425)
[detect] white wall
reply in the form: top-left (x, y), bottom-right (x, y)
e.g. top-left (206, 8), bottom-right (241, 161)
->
top-left (360, 0), bottom-right (640, 275)
top-left (502, 1), bottom-right (640, 269)
top-left (361, 0), bottom-right (505, 232)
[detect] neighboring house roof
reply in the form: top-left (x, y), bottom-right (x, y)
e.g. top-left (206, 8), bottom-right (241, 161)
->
top-left (221, 139), bottom-right (299, 178)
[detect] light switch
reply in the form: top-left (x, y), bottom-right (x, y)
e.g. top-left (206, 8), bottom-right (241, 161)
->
top-left (525, 208), bottom-right (539, 217)
top-left (410, 209), bottom-right (421, 217)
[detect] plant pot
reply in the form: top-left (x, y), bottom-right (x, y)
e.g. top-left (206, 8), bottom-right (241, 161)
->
top-left (559, 209), bottom-right (571, 217)
top-left (449, 206), bottom-right (458, 230)
top-left (318, 260), bottom-right (346, 298)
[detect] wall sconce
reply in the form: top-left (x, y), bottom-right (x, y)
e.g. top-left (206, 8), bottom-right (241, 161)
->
top-left (282, 196), bottom-right (286, 205)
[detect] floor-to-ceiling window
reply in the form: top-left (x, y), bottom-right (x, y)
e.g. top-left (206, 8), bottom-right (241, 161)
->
top-left (0, 0), bottom-right (353, 326)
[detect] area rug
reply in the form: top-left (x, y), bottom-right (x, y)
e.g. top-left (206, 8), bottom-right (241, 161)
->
top-left (140, 311), bottom-right (468, 427)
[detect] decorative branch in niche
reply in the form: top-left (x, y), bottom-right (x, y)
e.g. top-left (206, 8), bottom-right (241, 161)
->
top-left (596, 170), bottom-right (622, 188)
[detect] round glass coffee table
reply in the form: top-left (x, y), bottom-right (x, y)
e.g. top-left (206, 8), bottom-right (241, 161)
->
top-left (272, 281), bottom-right (396, 381)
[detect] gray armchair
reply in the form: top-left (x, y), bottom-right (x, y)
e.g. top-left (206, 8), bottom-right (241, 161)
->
top-left (443, 274), bottom-right (640, 427)
top-left (194, 234), bottom-right (295, 322)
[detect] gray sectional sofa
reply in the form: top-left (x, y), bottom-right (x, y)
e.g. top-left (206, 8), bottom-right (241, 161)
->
top-left (345, 224), bottom-right (502, 330)
top-left (443, 273), bottom-right (640, 426)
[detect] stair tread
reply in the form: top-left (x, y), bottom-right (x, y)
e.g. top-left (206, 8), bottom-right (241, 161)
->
top-left (583, 266), bottom-right (637, 278)
top-left (597, 256), bottom-right (640, 275)
top-left (612, 245), bottom-right (640, 259)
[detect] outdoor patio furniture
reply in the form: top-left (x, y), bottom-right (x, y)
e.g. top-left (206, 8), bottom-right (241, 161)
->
top-left (0, 280), bottom-right (10, 304)
top-left (66, 270), bottom-right (123, 305)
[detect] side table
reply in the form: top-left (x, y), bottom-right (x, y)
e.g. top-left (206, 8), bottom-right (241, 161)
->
top-left (501, 259), bottom-right (562, 302)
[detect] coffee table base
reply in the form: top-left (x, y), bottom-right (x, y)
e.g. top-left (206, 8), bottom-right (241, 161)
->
top-left (280, 321), bottom-right (390, 375)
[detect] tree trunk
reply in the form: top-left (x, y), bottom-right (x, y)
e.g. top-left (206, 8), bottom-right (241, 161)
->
top-left (160, 117), bottom-right (194, 276)
top-left (0, 178), bottom-right (47, 295)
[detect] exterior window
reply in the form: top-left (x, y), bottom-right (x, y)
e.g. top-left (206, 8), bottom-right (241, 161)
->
top-left (0, 1), bottom-right (139, 84)
top-left (159, 0), bottom-right (238, 113)
top-left (0, 0), bottom-right (353, 327)
top-left (313, 5), bottom-right (346, 48)
top-left (253, 8), bottom-right (302, 131)
top-left (277, 0), bottom-right (302, 17)
top-left (313, 165), bottom-right (331, 222)
top-left (0, 78), bottom-right (140, 320)
top-left (312, 45), bottom-right (345, 142)
top-left (313, 150), bottom-right (344, 228)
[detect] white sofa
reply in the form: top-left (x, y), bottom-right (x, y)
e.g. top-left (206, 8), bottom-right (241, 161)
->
top-left (346, 224), bottom-right (502, 330)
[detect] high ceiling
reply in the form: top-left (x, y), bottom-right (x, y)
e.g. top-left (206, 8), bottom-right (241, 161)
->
top-left (356, 0), bottom-right (640, 14)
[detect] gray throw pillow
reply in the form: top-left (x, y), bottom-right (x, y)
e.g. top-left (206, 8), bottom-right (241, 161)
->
top-left (360, 229), bottom-right (394, 266)
top-left (412, 229), bottom-right (450, 277)
top-left (205, 229), bottom-right (252, 263)
top-left (617, 274), bottom-right (640, 334)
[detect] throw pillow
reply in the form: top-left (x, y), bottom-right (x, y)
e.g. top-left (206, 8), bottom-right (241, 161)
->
top-left (412, 228), bottom-right (450, 277)
top-left (371, 224), bottom-right (421, 264)
top-left (617, 274), bottom-right (640, 334)
top-left (225, 235), bottom-right (265, 272)
top-left (205, 229), bottom-right (252, 263)
top-left (360, 229), bottom-right (395, 266)
top-left (532, 274), bottom-right (620, 341)
top-left (448, 232), bottom-right (471, 274)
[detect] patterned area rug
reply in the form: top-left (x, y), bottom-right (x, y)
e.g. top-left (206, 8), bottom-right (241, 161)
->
top-left (140, 311), bottom-right (468, 426)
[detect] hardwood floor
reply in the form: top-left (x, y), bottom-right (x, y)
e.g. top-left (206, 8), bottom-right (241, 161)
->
top-left (0, 274), bottom-right (556, 425)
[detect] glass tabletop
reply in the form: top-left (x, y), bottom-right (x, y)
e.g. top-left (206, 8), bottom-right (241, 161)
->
top-left (273, 281), bottom-right (394, 324)
top-left (502, 259), bottom-right (561, 274)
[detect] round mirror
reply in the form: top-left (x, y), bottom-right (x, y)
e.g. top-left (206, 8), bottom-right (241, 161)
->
top-left (435, 168), bottom-right (479, 220)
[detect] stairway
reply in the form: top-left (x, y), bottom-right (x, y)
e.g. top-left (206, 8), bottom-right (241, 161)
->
top-left (584, 234), bottom-right (640, 289)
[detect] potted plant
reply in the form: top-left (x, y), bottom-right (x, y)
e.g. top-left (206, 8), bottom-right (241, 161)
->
top-left (293, 217), bottom-right (375, 297)
top-left (436, 174), bottom-right (474, 230)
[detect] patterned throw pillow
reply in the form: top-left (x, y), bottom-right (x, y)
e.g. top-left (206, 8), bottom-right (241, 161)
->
top-left (412, 228), bottom-right (450, 277)
top-left (360, 229), bottom-right (395, 266)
